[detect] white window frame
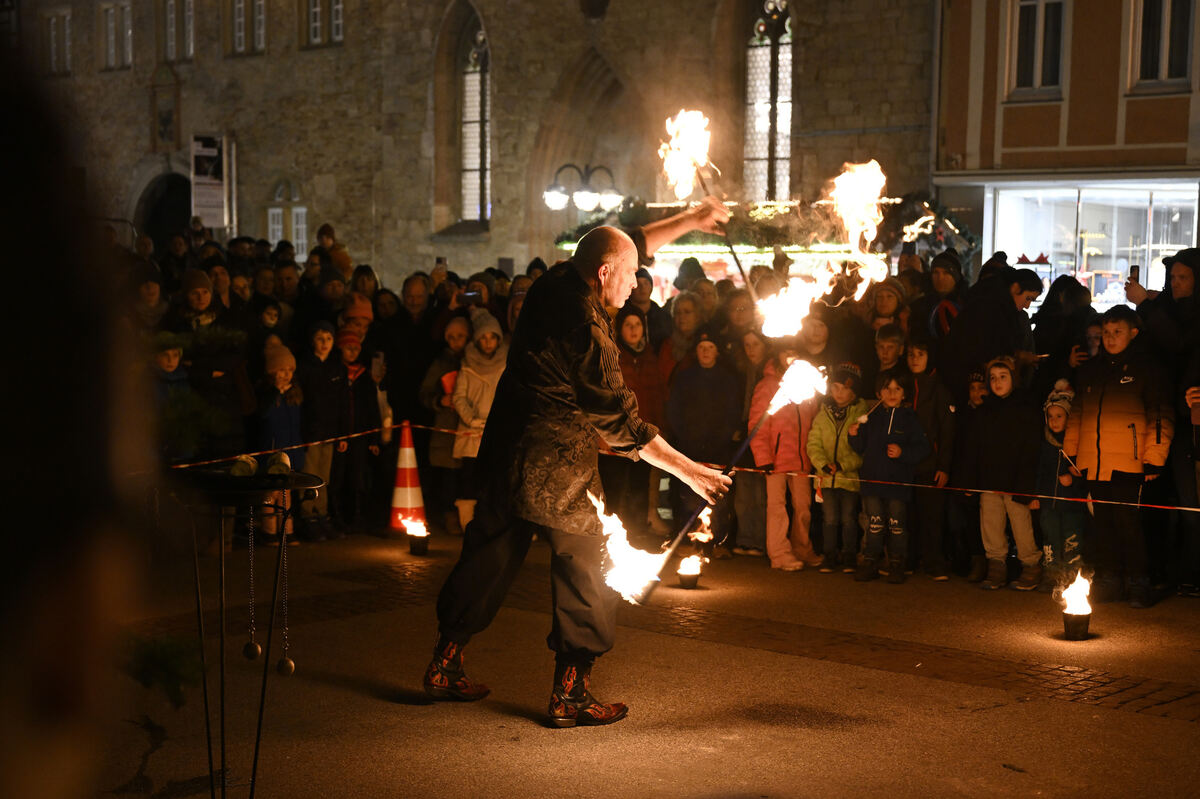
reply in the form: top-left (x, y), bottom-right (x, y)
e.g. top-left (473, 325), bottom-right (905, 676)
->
top-left (291, 207), bottom-right (308, 252)
top-left (308, 0), bottom-right (322, 45)
top-left (253, 0), bottom-right (266, 52)
top-left (104, 6), bottom-right (117, 68)
top-left (165, 0), bottom-right (176, 62)
top-left (184, 0), bottom-right (194, 59)
top-left (267, 207), bottom-right (284, 244)
top-left (1009, 0), bottom-right (1064, 96)
top-left (122, 2), bottom-right (133, 67)
top-left (331, 0), bottom-right (344, 42)
top-left (1134, 0), bottom-right (1193, 87)
top-left (233, 0), bottom-right (245, 53)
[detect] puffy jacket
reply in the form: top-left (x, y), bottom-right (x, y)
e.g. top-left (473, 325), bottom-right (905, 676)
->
top-left (1035, 433), bottom-right (1087, 509)
top-left (452, 339), bottom-right (508, 460)
top-left (748, 361), bottom-right (818, 474)
top-left (1063, 345), bottom-right (1174, 480)
top-left (807, 397), bottom-right (871, 490)
top-left (910, 370), bottom-right (956, 475)
top-left (418, 346), bottom-right (464, 469)
top-left (848, 404), bottom-right (930, 500)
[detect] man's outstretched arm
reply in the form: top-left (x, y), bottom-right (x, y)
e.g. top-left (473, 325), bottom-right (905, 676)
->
top-left (638, 434), bottom-right (731, 505)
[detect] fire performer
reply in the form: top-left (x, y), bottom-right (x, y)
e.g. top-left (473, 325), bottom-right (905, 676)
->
top-left (424, 201), bottom-right (733, 727)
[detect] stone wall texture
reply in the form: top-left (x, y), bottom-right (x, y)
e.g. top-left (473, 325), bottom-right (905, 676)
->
top-left (20, 0), bottom-right (934, 286)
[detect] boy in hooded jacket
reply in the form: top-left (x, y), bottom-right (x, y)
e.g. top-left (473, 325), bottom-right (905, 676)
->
top-left (807, 362), bottom-right (871, 573)
top-left (848, 368), bottom-right (931, 583)
top-left (1032, 380), bottom-right (1088, 591)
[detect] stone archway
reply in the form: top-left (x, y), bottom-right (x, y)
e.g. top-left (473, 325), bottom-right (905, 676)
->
top-left (523, 47), bottom-right (657, 259)
top-left (135, 172), bottom-right (192, 256)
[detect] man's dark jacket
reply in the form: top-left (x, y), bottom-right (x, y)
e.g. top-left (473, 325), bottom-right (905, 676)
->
top-left (476, 262), bottom-right (659, 536)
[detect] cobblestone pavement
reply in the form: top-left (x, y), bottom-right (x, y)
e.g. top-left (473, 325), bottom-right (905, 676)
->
top-left (132, 547), bottom-right (1200, 724)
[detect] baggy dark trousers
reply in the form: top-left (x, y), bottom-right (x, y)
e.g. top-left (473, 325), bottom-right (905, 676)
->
top-left (436, 501), bottom-right (618, 666)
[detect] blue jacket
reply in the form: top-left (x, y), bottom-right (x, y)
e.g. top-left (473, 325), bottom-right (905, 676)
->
top-left (848, 404), bottom-right (930, 499)
top-left (1035, 432), bottom-right (1086, 511)
top-left (258, 386), bottom-right (307, 471)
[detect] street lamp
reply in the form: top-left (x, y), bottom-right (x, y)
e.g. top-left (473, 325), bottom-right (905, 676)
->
top-left (543, 163), bottom-right (624, 213)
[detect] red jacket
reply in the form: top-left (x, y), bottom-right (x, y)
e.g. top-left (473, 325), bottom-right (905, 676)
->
top-left (748, 361), bottom-right (817, 473)
top-left (618, 346), bottom-right (666, 429)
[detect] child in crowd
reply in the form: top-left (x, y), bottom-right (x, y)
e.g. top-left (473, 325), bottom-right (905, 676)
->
top-left (330, 328), bottom-right (381, 531)
top-left (948, 371), bottom-right (989, 581)
top-left (1032, 380), bottom-right (1088, 591)
top-left (257, 344), bottom-right (306, 542)
top-left (848, 369), bottom-right (930, 583)
top-left (870, 323), bottom-right (907, 390)
top-left (452, 308), bottom-right (508, 530)
top-left (419, 315), bottom-right (471, 535)
top-left (296, 321), bottom-right (346, 540)
top-left (961, 356), bottom-right (1043, 590)
top-left (749, 350), bottom-right (821, 571)
top-left (1064, 305), bottom-right (1174, 607)
top-left (808, 362), bottom-right (870, 573)
top-left (906, 332), bottom-right (956, 580)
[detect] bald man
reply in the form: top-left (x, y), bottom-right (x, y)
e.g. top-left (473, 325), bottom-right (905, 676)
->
top-left (424, 204), bottom-right (732, 728)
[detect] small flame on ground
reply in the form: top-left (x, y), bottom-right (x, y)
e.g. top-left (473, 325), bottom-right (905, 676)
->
top-left (658, 109), bottom-right (712, 201)
top-left (588, 492), bottom-right (667, 604)
top-left (1061, 570), bottom-right (1092, 615)
top-left (404, 520), bottom-right (429, 537)
top-left (677, 555), bottom-right (704, 576)
top-left (767, 360), bottom-right (827, 416)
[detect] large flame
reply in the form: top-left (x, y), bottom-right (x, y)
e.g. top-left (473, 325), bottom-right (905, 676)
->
top-left (658, 109), bottom-right (712, 201)
top-left (688, 507), bottom-right (715, 543)
top-left (828, 160), bottom-right (889, 301)
top-left (677, 555), bottom-right (704, 576)
top-left (757, 265), bottom-right (841, 339)
top-left (588, 492), bottom-right (667, 604)
top-left (1061, 570), bottom-right (1091, 615)
top-left (404, 520), bottom-right (428, 537)
top-left (767, 359), bottom-right (827, 416)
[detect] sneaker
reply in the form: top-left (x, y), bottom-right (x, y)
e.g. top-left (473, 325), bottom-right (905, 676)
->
top-left (817, 555), bottom-right (838, 574)
top-left (886, 557), bottom-right (907, 584)
top-left (1177, 582), bottom-right (1200, 598)
top-left (854, 558), bottom-right (879, 582)
top-left (731, 546), bottom-right (755, 556)
top-left (980, 559), bottom-right (1008, 590)
top-left (772, 560), bottom-right (804, 572)
top-left (1011, 563), bottom-right (1042, 591)
top-left (841, 553), bottom-right (857, 574)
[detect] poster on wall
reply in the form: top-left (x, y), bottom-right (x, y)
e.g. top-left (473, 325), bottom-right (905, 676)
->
top-left (191, 134), bottom-right (227, 230)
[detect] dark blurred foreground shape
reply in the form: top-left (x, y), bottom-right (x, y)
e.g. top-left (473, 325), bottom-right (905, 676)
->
top-left (0, 50), bottom-right (148, 798)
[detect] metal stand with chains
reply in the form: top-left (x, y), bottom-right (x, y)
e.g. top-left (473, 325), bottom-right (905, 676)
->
top-left (243, 506), bottom-right (262, 660)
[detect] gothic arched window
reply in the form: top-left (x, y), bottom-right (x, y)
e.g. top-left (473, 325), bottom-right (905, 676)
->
top-left (459, 21), bottom-right (490, 222)
top-left (743, 0), bottom-right (791, 201)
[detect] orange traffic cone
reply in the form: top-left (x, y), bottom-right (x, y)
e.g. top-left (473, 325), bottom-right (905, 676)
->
top-left (390, 420), bottom-right (426, 532)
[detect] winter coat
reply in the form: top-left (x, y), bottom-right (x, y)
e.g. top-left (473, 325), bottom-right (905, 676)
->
top-left (341, 360), bottom-right (382, 444)
top-left (747, 361), bottom-right (818, 474)
top-left (808, 397), bottom-right (871, 490)
top-left (452, 338), bottom-right (508, 459)
top-left (615, 307), bottom-right (667, 431)
top-left (910, 370), bottom-right (956, 476)
top-left (848, 404), bottom-right (930, 500)
top-left (1063, 345), bottom-right (1174, 481)
top-left (1035, 431), bottom-right (1087, 509)
top-left (666, 362), bottom-right (741, 465)
top-left (942, 273), bottom-right (1035, 403)
top-left (474, 259), bottom-right (658, 537)
top-left (257, 384), bottom-right (307, 471)
top-left (959, 391), bottom-right (1042, 502)
top-left (419, 347), bottom-right (465, 469)
top-left (296, 353), bottom-right (348, 441)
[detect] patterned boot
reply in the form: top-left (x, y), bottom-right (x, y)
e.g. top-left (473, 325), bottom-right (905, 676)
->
top-left (423, 637), bottom-right (490, 701)
top-left (547, 662), bottom-right (628, 728)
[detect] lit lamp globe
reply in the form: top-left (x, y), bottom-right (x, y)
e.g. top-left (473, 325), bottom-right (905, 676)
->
top-left (543, 185), bottom-right (570, 211)
top-left (598, 190), bottom-right (624, 212)
top-left (572, 188), bottom-right (601, 213)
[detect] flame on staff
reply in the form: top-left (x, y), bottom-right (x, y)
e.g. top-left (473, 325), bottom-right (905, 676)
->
top-left (677, 555), bottom-right (705, 576)
top-left (826, 160), bottom-right (889, 300)
top-left (903, 212), bottom-right (936, 242)
top-left (1060, 570), bottom-right (1092, 615)
top-left (404, 520), bottom-right (429, 538)
top-left (587, 492), bottom-right (668, 604)
top-left (757, 265), bottom-right (841, 338)
top-left (767, 359), bottom-right (828, 415)
top-left (658, 109), bottom-right (713, 201)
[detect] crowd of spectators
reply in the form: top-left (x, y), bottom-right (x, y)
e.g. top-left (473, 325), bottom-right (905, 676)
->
top-left (121, 216), bottom-right (1200, 608)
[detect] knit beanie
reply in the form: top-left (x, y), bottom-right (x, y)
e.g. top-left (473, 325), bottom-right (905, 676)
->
top-left (335, 328), bottom-right (361, 348)
top-left (264, 344), bottom-right (297, 375)
top-left (929, 248), bottom-right (963, 283)
top-left (874, 276), bottom-right (907, 305)
top-left (469, 307), bottom-right (501, 343)
top-left (310, 319), bottom-right (336, 341)
top-left (319, 264), bottom-right (346, 288)
top-left (181, 268), bottom-right (213, 293)
top-left (985, 355), bottom-right (1018, 386)
top-left (1043, 379), bottom-right (1075, 415)
top-left (674, 257), bottom-right (705, 291)
top-left (467, 271), bottom-right (498, 299)
top-left (831, 361), bottom-right (863, 395)
top-left (343, 291), bottom-right (375, 322)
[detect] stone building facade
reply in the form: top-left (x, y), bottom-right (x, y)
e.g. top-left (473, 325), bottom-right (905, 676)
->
top-left (15, 0), bottom-right (935, 284)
